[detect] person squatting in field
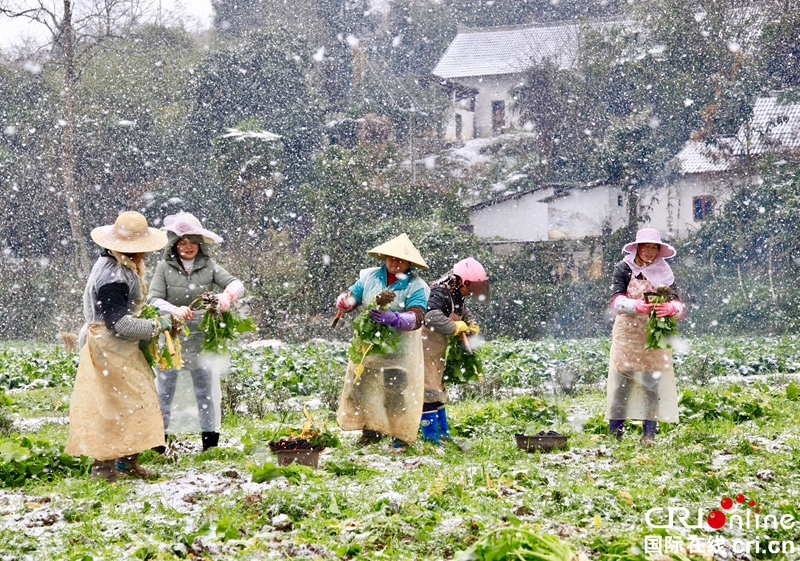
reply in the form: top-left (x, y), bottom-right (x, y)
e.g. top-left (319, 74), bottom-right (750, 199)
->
top-left (334, 233), bottom-right (430, 450)
top-left (65, 211), bottom-right (171, 481)
top-left (147, 212), bottom-right (244, 453)
top-left (607, 228), bottom-right (685, 443)
top-left (420, 258), bottom-right (489, 445)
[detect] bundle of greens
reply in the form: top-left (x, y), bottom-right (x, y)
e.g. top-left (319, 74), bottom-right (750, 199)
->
top-left (443, 335), bottom-right (484, 384)
top-left (643, 285), bottom-right (679, 350)
top-left (346, 290), bottom-right (401, 383)
top-left (139, 305), bottom-right (188, 370)
top-left (269, 404), bottom-right (341, 451)
top-left (193, 292), bottom-right (257, 354)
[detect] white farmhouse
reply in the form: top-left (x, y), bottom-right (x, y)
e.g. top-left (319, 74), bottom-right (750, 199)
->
top-left (468, 95), bottom-right (800, 244)
top-left (432, 20), bottom-right (621, 140)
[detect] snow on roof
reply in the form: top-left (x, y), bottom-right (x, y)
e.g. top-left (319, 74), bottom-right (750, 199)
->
top-left (734, 96), bottom-right (800, 155)
top-left (674, 139), bottom-right (736, 174)
top-left (432, 20), bottom-right (624, 79)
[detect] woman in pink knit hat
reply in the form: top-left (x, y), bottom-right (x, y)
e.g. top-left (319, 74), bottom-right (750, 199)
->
top-left (606, 228), bottom-right (685, 443)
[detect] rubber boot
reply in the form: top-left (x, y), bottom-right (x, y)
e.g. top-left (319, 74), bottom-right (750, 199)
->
top-left (641, 420), bottom-right (657, 444)
top-left (608, 419), bottom-right (625, 441)
top-left (91, 459), bottom-right (118, 483)
top-left (420, 411), bottom-right (441, 444)
top-left (201, 431), bottom-right (220, 451)
top-left (391, 438), bottom-right (409, 451)
top-left (437, 407), bottom-right (452, 439)
top-left (357, 429), bottom-right (383, 445)
top-left (116, 453), bottom-right (156, 479)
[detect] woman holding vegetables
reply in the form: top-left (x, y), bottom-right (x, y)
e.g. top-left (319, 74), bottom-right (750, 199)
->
top-left (607, 228), bottom-right (684, 443)
top-left (420, 258), bottom-right (489, 444)
top-left (335, 233), bottom-right (430, 449)
top-left (65, 212), bottom-right (170, 481)
top-left (147, 212), bottom-right (244, 452)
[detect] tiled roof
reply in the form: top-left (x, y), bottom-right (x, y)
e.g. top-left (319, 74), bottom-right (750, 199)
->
top-left (432, 20), bottom-right (623, 79)
top-left (674, 139), bottom-right (736, 174)
top-left (734, 96), bottom-right (800, 155)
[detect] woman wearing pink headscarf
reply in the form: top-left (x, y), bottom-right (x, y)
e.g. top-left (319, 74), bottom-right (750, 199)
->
top-left (606, 228), bottom-right (684, 443)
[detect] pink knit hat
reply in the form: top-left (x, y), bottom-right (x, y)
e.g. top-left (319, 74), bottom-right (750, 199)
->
top-left (622, 228), bottom-right (676, 259)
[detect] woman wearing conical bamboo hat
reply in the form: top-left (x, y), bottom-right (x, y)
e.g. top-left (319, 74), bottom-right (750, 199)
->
top-left (334, 233), bottom-right (430, 450)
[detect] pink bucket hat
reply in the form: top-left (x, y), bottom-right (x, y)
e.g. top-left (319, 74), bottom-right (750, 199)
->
top-left (622, 228), bottom-right (676, 259)
top-left (162, 212), bottom-right (223, 244)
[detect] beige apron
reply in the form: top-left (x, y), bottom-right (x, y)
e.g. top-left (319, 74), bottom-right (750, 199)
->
top-left (605, 278), bottom-right (679, 423)
top-left (421, 297), bottom-right (461, 404)
top-left (65, 324), bottom-right (165, 460)
top-left (337, 329), bottom-right (425, 443)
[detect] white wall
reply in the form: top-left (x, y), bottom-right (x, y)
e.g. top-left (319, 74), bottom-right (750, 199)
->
top-left (547, 186), bottom-right (622, 239)
top-left (470, 185), bottom-right (626, 241)
top-left (443, 107), bottom-right (475, 141)
top-left (641, 176), bottom-right (734, 239)
top-left (455, 75), bottom-right (518, 138)
top-left (470, 196), bottom-right (549, 241)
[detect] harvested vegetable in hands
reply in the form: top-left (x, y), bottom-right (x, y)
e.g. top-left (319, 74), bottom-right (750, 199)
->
top-left (643, 285), bottom-right (678, 350)
top-left (443, 335), bottom-right (483, 384)
top-left (139, 305), bottom-right (188, 370)
top-left (347, 290), bottom-right (401, 383)
top-left (192, 292), bottom-right (257, 354)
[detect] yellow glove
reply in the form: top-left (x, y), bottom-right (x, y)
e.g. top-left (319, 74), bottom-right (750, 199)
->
top-left (467, 323), bottom-right (480, 335)
top-left (453, 321), bottom-right (470, 336)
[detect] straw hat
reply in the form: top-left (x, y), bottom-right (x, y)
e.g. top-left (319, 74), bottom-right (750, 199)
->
top-left (368, 233), bottom-right (428, 269)
top-left (90, 211), bottom-right (168, 253)
top-left (622, 228), bottom-right (676, 259)
top-left (162, 212), bottom-right (223, 244)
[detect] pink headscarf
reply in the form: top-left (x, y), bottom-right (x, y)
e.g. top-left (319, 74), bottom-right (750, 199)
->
top-left (622, 228), bottom-right (676, 288)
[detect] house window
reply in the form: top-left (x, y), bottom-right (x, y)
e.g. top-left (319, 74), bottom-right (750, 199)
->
top-left (492, 101), bottom-right (505, 135)
top-left (617, 194), bottom-right (623, 207)
top-left (455, 113), bottom-right (463, 140)
top-left (693, 196), bottom-right (714, 220)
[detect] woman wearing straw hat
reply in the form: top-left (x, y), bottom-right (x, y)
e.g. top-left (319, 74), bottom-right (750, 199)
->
top-left (607, 228), bottom-right (684, 443)
top-left (420, 257), bottom-right (489, 445)
top-left (147, 212), bottom-right (244, 452)
top-left (335, 233), bottom-right (430, 449)
top-left (65, 211), bottom-right (172, 481)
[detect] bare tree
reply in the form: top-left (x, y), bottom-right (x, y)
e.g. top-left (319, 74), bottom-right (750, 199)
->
top-left (0, 0), bottom-right (152, 278)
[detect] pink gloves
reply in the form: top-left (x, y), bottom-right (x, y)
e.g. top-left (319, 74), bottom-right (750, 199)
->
top-left (216, 292), bottom-right (234, 312)
top-left (173, 306), bottom-right (194, 321)
top-left (655, 301), bottom-right (683, 318)
top-left (633, 300), bottom-right (653, 315)
top-left (336, 292), bottom-right (356, 312)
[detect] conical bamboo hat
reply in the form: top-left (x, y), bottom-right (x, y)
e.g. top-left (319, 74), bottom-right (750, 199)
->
top-left (367, 233), bottom-right (428, 269)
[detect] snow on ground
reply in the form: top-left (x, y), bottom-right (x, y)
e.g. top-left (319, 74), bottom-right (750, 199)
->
top-left (445, 137), bottom-right (495, 167)
top-left (136, 468), bottom-right (270, 515)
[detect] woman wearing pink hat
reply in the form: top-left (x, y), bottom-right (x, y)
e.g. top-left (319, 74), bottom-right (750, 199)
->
top-left (420, 258), bottom-right (489, 445)
top-left (606, 228), bottom-right (684, 443)
top-left (147, 212), bottom-right (244, 452)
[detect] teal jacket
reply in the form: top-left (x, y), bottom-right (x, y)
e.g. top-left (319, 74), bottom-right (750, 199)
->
top-left (349, 265), bottom-right (429, 312)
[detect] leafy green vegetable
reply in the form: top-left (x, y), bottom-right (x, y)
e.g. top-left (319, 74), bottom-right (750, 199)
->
top-left (455, 525), bottom-right (574, 561)
top-left (251, 461), bottom-right (317, 484)
top-left (346, 291), bottom-right (401, 372)
top-left (198, 309), bottom-right (257, 353)
top-left (679, 384), bottom-right (768, 422)
top-left (0, 435), bottom-right (90, 487)
top-left (138, 304), bottom-right (188, 369)
top-left (643, 290), bottom-right (678, 350)
top-left (443, 336), bottom-right (484, 384)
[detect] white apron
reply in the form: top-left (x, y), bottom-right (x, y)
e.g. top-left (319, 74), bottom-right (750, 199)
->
top-left (605, 278), bottom-right (679, 423)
